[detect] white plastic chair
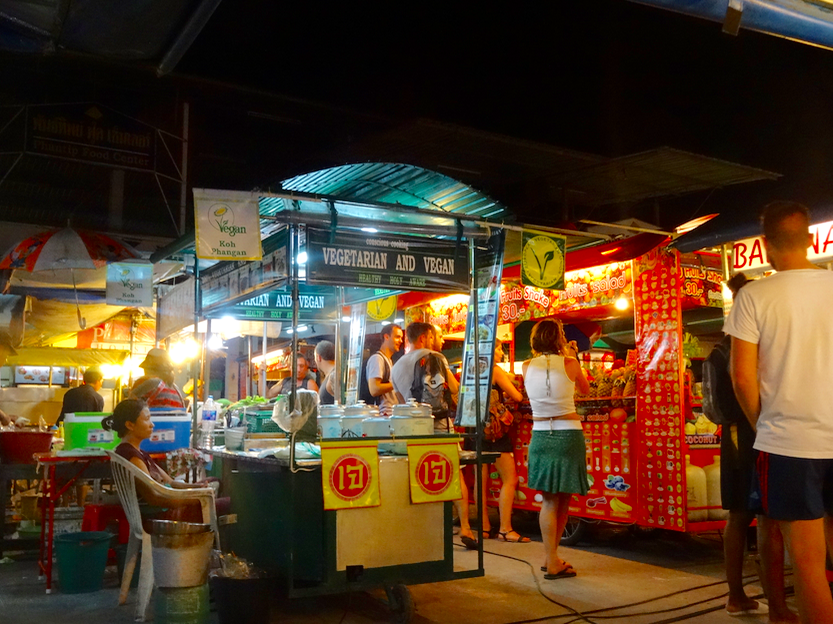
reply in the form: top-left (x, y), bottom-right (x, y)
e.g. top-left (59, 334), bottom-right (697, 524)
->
top-left (106, 451), bottom-right (219, 622)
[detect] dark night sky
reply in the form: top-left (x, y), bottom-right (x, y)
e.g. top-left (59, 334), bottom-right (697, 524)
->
top-left (178, 0), bottom-right (833, 212)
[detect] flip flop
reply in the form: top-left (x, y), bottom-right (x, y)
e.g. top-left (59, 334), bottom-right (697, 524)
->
top-left (460, 535), bottom-right (478, 550)
top-left (498, 531), bottom-right (530, 543)
top-left (541, 560), bottom-right (573, 572)
top-left (544, 567), bottom-right (577, 580)
top-left (726, 604), bottom-right (769, 616)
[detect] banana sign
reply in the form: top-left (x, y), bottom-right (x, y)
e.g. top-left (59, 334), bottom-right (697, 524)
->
top-left (521, 232), bottom-right (566, 290)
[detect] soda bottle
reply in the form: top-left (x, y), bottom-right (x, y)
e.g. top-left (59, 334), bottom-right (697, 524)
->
top-left (201, 395), bottom-right (218, 449)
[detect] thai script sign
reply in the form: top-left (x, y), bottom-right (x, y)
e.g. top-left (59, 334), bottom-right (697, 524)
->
top-left (26, 103), bottom-right (155, 170)
top-left (321, 440), bottom-right (381, 510)
top-left (407, 438), bottom-right (462, 504)
top-left (194, 189), bottom-right (263, 261)
top-left (306, 228), bottom-right (469, 293)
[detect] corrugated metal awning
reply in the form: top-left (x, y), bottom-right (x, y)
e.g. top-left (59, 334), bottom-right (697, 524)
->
top-left (275, 162), bottom-right (513, 221)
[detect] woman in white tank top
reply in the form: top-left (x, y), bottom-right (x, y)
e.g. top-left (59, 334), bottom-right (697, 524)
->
top-left (522, 319), bottom-right (589, 579)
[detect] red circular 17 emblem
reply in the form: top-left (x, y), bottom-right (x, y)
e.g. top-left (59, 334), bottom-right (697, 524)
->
top-left (416, 451), bottom-right (453, 495)
top-left (329, 454), bottom-right (371, 501)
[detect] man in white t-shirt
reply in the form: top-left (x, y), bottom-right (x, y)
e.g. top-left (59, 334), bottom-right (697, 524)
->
top-left (725, 200), bottom-right (833, 624)
top-left (366, 324), bottom-right (403, 415)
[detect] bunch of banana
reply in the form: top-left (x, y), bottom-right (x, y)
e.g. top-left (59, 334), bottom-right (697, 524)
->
top-left (610, 498), bottom-right (633, 513)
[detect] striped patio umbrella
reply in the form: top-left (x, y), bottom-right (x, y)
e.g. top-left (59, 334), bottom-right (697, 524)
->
top-left (0, 227), bottom-right (138, 272)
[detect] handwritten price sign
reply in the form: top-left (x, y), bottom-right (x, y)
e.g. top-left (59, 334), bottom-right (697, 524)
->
top-left (407, 438), bottom-right (462, 504)
top-left (321, 440), bottom-right (380, 510)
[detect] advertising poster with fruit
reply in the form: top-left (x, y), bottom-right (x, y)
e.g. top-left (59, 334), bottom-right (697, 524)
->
top-left (633, 247), bottom-right (687, 531)
top-left (499, 262), bottom-right (631, 324)
top-left (680, 265), bottom-right (724, 309)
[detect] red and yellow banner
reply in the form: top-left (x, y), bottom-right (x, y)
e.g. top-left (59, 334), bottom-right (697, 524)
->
top-left (321, 440), bottom-right (381, 510)
top-left (407, 438), bottom-right (462, 504)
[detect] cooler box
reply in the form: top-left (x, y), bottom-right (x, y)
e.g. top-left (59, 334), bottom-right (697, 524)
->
top-left (141, 411), bottom-right (191, 453)
top-left (63, 413), bottom-right (118, 451)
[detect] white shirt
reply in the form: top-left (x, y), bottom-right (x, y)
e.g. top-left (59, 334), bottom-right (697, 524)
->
top-left (524, 355), bottom-right (580, 431)
top-left (723, 269), bottom-right (833, 459)
top-left (365, 352), bottom-right (397, 411)
top-left (391, 348), bottom-right (431, 402)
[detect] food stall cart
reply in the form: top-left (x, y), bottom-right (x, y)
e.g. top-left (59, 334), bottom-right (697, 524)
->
top-left (154, 188), bottom-right (509, 620)
top-left (407, 237), bottom-right (730, 542)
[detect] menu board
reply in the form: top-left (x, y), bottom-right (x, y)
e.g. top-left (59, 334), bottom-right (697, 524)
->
top-left (633, 247), bottom-right (686, 531)
top-left (456, 231), bottom-right (505, 428)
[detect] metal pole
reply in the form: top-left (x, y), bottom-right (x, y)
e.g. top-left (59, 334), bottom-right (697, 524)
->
top-left (334, 289), bottom-right (344, 404)
top-left (179, 102), bottom-right (189, 235)
top-left (290, 224), bottom-right (300, 411)
top-left (469, 237), bottom-right (484, 570)
top-left (247, 335), bottom-right (254, 397)
top-left (260, 322), bottom-right (268, 398)
top-left (191, 253), bottom-right (201, 448)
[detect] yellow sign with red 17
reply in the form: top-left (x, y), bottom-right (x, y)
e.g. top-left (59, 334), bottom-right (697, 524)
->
top-left (407, 438), bottom-right (462, 504)
top-left (321, 440), bottom-right (380, 510)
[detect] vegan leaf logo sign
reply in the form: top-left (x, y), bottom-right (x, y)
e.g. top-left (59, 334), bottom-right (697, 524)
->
top-left (208, 203), bottom-right (247, 237)
top-left (522, 235), bottom-right (564, 289)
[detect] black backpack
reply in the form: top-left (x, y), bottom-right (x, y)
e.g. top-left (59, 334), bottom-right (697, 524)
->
top-left (702, 337), bottom-right (744, 425)
top-left (358, 352), bottom-right (389, 406)
top-left (410, 352), bottom-right (452, 421)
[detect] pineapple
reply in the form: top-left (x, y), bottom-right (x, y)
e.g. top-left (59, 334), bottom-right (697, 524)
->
top-left (623, 370), bottom-right (636, 397)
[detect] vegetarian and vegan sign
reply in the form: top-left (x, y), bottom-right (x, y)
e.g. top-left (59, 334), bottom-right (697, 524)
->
top-left (106, 261), bottom-right (153, 307)
top-left (321, 440), bottom-right (381, 510)
top-left (521, 232), bottom-right (566, 290)
top-left (306, 228), bottom-right (469, 293)
top-left (208, 284), bottom-right (338, 322)
top-left (194, 189), bottom-right (263, 261)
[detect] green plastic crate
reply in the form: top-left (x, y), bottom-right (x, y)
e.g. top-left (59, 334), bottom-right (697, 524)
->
top-left (244, 411), bottom-right (281, 434)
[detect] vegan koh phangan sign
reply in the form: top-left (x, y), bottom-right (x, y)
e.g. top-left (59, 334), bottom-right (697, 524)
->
top-left (194, 189), bottom-right (263, 261)
top-left (106, 262), bottom-right (153, 307)
top-left (306, 228), bottom-right (469, 292)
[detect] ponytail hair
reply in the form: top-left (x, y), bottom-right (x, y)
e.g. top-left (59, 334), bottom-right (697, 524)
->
top-left (102, 398), bottom-right (147, 437)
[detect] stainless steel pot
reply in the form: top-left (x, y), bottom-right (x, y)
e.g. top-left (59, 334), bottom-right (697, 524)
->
top-left (361, 416), bottom-right (391, 438)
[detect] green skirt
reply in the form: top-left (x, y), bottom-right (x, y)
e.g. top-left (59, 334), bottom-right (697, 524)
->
top-left (528, 429), bottom-right (588, 496)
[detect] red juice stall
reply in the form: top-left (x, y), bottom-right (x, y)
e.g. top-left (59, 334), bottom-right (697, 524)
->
top-left (409, 240), bottom-right (730, 538)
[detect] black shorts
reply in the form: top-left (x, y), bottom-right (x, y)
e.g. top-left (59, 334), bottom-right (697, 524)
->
top-left (462, 431), bottom-right (513, 455)
top-left (720, 419), bottom-right (758, 513)
top-left (754, 452), bottom-right (833, 521)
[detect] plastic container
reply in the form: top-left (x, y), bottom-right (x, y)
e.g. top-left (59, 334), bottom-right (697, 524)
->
top-left (704, 456), bottom-right (728, 521)
top-left (317, 404), bottom-right (344, 438)
top-left (211, 576), bottom-right (271, 624)
top-left (224, 426), bottom-right (246, 451)
top-left (63, 413), bottom-right (117, 451)
top-left (54, 531), bottom-right (112, 594)
top-left (685, 455), bottom-right (708, 522)
top-left (140, 414), bottom-right (192, 453)
top-left (0, 430), bottom-right (54, 463)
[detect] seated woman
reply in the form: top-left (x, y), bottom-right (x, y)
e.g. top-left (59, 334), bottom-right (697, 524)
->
top-left (102, 399), bottom-right (222, 523)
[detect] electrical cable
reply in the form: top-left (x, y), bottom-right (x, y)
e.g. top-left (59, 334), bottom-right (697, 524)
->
top-left (455, 540), bottom-right (793, 624)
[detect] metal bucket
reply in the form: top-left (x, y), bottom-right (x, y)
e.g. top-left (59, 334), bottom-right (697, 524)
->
top-left (150, 522), bottom-right (214, 588)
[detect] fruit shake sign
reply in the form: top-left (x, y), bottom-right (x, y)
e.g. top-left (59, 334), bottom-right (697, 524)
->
top-left (194, 189), bottom-right (263, 261)
top-left (106, 262), bottom-right (153, 307)
top-left (306, 228), bottom-right (469, 292)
